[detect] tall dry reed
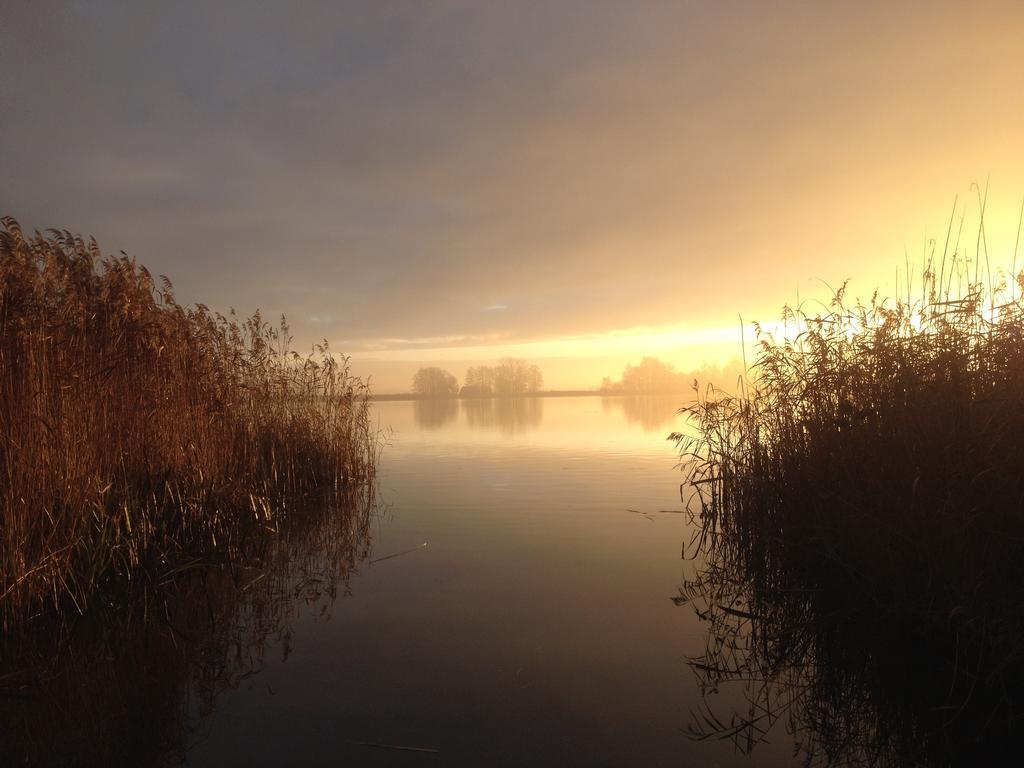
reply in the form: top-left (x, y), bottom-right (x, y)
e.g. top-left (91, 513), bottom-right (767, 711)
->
top-left (675, 231), bottom-right (1024, 762)
top-left (0, 217), bottom-right (377, 631)
top-left (678, 263), bottom-right (1024, 625)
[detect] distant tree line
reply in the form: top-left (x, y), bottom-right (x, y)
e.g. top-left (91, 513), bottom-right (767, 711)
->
top-left (599, 357), bottom-right (743, 394)
top-left (411, 356), bottom-right (740, 398)
top-left (411, 358), bottom-right (543, 398)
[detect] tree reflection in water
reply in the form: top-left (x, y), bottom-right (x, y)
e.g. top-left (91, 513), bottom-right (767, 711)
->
top-left (1, 487), bottom-right (375, 768)
top-left (412, 398), bottom-right (458, 430)
top-left (678, 507), bottom-right (1024, 767)
top-left (601, 395), bottom-right (681, 431)
top-left (461, 397), bottom-right (543, 437)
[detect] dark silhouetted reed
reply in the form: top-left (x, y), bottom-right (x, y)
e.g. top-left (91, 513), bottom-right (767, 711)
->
top-left (676, 241), bottom-right (1024, 764)
top-left (0, 218), bottom-right (377, 632)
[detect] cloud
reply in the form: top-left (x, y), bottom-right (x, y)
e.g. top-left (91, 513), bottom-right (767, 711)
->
top-left (4, 0), bottom-right (1024, 386)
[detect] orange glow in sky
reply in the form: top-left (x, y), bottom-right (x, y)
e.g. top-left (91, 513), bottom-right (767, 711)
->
top-left (5, 3), bottom-right (1024, 393)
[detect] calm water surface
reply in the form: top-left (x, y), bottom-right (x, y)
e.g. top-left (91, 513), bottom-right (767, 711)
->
top-left (179, 396), bottom-right (797, 767)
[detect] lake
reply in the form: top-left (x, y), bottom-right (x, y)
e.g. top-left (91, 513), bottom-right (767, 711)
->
top-left (154, 395), bottom-right (796, 767)
top-left (3, 395), bottom-right (811, 766)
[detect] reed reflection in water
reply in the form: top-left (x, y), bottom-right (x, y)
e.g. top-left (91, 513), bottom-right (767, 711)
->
top-left (678, 505), bottom-right (1024, 767)
top-left (1, 488), bottom-right (376, 768)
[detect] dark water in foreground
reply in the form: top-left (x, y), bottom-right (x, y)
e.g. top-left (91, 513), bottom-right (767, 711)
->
top-left (5, 396), bottom-right (807, 767)
top-left (8, 393), bottom-right (1015, 767)
top-left (168, 396), bottom-right (798, 767)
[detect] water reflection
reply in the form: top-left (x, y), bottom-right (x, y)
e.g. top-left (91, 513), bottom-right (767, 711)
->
top-left (461, 396), bottom-right (544, 436)
top-left (1, 488), bottom-right (375, 768)
top-left (412, 397), bottom-right (458, 429)
top-left (600, 395), bottom-right (681, 431)
top-left (680, 514), bottom-right (1024, 766)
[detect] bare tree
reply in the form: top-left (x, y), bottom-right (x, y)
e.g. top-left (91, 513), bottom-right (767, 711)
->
top-left (411, 367), bottom-right (459, 397)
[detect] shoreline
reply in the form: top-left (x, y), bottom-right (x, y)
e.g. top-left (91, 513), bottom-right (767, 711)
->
top-left (367, 390), bottom-right (690, 402)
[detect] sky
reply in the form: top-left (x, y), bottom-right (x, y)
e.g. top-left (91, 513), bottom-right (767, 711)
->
top-left (4, 1), bottom-right (1024, 392)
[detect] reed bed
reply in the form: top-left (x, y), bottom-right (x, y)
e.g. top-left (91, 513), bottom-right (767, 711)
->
top-left (4, 484), bottom-right (375, 767)
top-left (0, 217), bottom-right (377, 632)
top-left (676, 246), bottom-right (1024, 763)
